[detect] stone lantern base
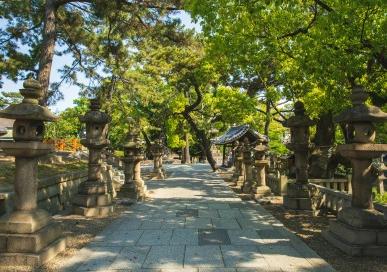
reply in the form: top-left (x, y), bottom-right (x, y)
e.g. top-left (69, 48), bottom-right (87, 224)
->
top-left (135, 181), bottom-right (148, 201)
top-left (73, 181), bottom-right (114, 217)
top-left (152, 168), bottom-right (165, 180)
top-left (323, 217), bottom-right (387, 256)
top-left (234, 175), bottom-right (245, 189)
top-left (118, 182), bottom-right (138, 200)
top-left (252, 185), bottom-right (272, 199)
top-left (0, 209), bottom-right (66, 266)
top-left (283, 182), bottom-right (311, 210)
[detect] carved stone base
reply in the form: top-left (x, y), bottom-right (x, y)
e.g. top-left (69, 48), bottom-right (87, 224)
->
top-left (323, 220), bottom-right (387, 256)
top-left (242, 183), bottom-right (252, 194)
top-left (283, 182), bottom-right (311, 210)
top-left (0, 237), bottom-right (66, 266)
top-left (0, 221), bottom-right (65, 266)
top-left (118, 183), bottom-right (137, 199)
top-left (233, 176), bottom-right (244, 188)
top-left (151, 169), bottom-right (165, 180)
top-left (73, 180), bottom-right (114, 217)
top-left (134, 180), bottom-right (147, 201)
top-left (283, 196), bottom-right (311, 210)
top-left (73, 205), bottom-right (114, 217)
top-left (252, 185), bottom-right (272, 199)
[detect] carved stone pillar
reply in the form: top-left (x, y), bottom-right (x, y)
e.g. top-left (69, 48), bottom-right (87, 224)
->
top-left (283, 101), bottom-right (314, 210)
top-left (252, 143), bottom-right (271, 199)
top-left (231, 141), bottom-right (244, 187)
top-left (322, 86), bottom-right (387, 256)
top-left (73, 99), bottom-right (113, 217)
top-left (0, 79), bottom-right (65, 266)
top-left (119, 128), bottom-right (137, 199)
top-left (241, 138), bottom-right (254, 193)
top-left (151, 138), bottom-right (165, 179)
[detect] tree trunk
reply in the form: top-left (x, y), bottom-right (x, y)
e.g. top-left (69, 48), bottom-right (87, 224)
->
top-left (183, 112), bottom-right (218, 170)
top-left (184, 132), bottom-right (190, 164)
top-left (38, 0), bottom-right (57, 106)
top-left (309, 112), bottom-right (336, 178)
top-left (313, 112), bottom-right (335, 146)
top-left (264, 98), bottom-right (271, 136)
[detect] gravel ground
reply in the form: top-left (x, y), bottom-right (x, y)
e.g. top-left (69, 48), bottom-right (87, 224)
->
top-left (219, 170), bottom-right (387, 272)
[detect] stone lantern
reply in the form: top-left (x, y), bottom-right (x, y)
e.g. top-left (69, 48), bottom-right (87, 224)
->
top-left (124, 123), bottom-right (147, 200)
top-left (0, 79), bottom-right (65, 266)
top-left (323, 86), bottom-right (387, 256)
top-left (232, 141), bottom-right (245, 188)
top-left (283, 101), bottom-right (315, 210)
top-left (73, 99), bottom-right (113, 217)
top-left (252, 140), bottom-right (271, 199)
top-left (241, 138), bottom-right (254, 193)
top-left (119, 126), bottom-right (137, 199)
top-left (151, 137), bottom-right (165, 180)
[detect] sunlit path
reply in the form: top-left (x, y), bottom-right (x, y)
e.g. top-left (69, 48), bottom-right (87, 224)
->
top-left (62, 164), bottom-right (335, 272)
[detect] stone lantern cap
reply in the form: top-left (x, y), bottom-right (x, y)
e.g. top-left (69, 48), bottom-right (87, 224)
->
top-left (80, 99), bottom-right (111, 124)
top-left (0, 78), bottom-right (57, 121)
top-left (283, 101), bottom-right (314, 128)
top-left (334, 86), bottom-right (387, 124)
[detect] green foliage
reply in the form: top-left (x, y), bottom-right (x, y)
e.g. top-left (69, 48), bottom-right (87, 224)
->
top-left (0, 91), bottom-right (22, 109)
top-left (45, 97), bottom-right (89, 139)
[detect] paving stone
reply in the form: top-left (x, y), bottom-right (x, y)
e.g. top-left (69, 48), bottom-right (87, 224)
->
top-left (185, 245), bottom-right (224, 268)
top-left (68, 164), bottom-right (333, 272)
top-left (199, 269), bottom-right (236, 272)
top-left (212, 218), bottom-right (240, 229)
top-left (161, 269), bottom-right (198, 272)
top-left (176, 209), bottom-right (199, 218)
top-left (221, 245), bottom-right (268, 268)
top-left (198, 209), bottom-right (220, 218)
top-left (75, 246), bottom-right (122, 271)
top-left (142, 245), bottom-right (185, 269)
top-left (257, 229), bottom-right (291, 246)
top-left (170, 228), bottom-right (198, 245)
top-left (109, 246), bottom-right (150, 269)
top-left (185, 218), bottom-right (213, 229)
top-left (137, 230), bottom-right (173, 246)
top-left (162, 218), bottom-right (186, 229)
top-left (199, 229), bottom-right (231, 246)
top-left (208, 203), bottom-right (231, 210)
top-left (227, 229), bottom-right (261, 246)
top-left (218, 209), bottom-right (243, 218)
top-left (259, 245), bottom-right (314, 271)
top-left (91, 230), bottom-right (144, 246)
top-left (236, 218), bottom-right (273, 230)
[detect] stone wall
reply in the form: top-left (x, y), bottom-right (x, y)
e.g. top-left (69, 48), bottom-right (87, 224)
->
top-left (0, 170), bottom-right (88, 215)
top-left (38, 170), bottom-right (88, 213)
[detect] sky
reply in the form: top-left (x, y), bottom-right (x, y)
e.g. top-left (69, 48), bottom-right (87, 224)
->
top-left (0, 11), bottom-right (200, 114)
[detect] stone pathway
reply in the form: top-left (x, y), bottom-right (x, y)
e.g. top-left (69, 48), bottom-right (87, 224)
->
top-left (62, 164), bottom-right (335, 272)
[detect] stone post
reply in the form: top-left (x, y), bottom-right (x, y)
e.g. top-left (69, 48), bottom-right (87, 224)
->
top-left (118, 128), bottom-right (137, 199)
top-left (283, 101), bottom-right (314, 210)
top-left (241, 138), bottom-right (254, 193)
top-left (73, 99), bottom-right (113, 217)
top-left (129, 126), bottom-right (147, 200)
top-left (232, 141), bottom-right (245, 188)
top-left (151, 138), bottom-right (165, 179)
top-left (0, 79), bottom-right (66, 266)
top-left (252, 143), bottom-right (271, 199)
top-left (322, 86), bottom-right (387, 256)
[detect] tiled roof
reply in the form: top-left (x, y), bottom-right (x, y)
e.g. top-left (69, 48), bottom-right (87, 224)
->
top-left (212, 124), bottom-right (268, 145)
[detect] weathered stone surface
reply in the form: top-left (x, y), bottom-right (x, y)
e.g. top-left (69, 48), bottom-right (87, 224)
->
top-left (198, 229), bottom-right (231, 246)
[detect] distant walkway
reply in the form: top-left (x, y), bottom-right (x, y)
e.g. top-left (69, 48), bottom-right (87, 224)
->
top-left (63, 164), bottom-right (334, 271)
